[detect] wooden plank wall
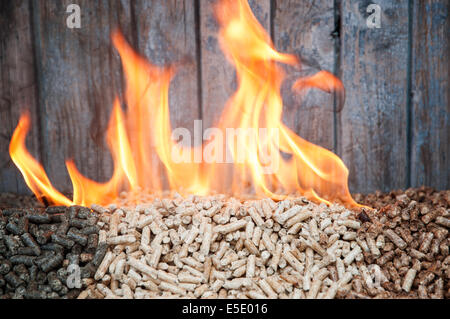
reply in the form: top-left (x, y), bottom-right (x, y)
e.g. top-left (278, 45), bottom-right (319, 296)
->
top-left (411, 0), bottom-right (449, 190)
top-left (0, 0), bottom-right (448, 195)
top-left (339, 0), bottom-right (410, 194)
top-left (0, 1), bottom-right (41, 194)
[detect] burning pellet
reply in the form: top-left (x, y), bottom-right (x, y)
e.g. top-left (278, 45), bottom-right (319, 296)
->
top-left (383, 229), bottom-right (407, 250)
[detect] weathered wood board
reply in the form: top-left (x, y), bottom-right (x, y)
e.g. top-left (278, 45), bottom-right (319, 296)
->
top-left (199, 0), bottom-right (271, 129)
top-left (132, 0), bottom-right (200, 134)
top-left (273, 0), bottom-right (337, 152)
top-left (338, 0), bottom-right (410, 194)
top-left (0, 1), bottom-right (41, 194)
top-left (410, 0), bottom-right (449, 189)
top-left (131, 0), bottom-right (200, 189)
top-left (30, 0), bottom-right (133, 192)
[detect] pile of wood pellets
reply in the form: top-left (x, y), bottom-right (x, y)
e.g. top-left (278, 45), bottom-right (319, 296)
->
top-left (0, 187), bottom-right (448, 299)
top-left (0, 206), bottom-right (104, 299)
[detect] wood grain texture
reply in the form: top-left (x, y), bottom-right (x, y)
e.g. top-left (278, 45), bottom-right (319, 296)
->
top-left (130, 0), bottom-right (199, 189)
top-left (132, 0), bottom-right (200, 134)
top-left (273, 0), bottom-right (336, 151)
top-left (0, 0), bottom-right (41, 194)
top-left (338, 0), bottom-right (409, 194)
top-left (31, 0), bottom-right (133, 192)
top-left (410, 0), bottom-right (449, 189)
top-left (199, 0), bottom-right (271, 129)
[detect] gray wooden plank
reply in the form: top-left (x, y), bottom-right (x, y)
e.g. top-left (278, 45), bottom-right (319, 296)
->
top-left (132, 0), bottom-right (200, 135)
top-left (131, 0), bottom-right (199, 191)
top-left (198, 0), bottom-right (271, 194)
top-left (200, 0), bottom-right (271, 129)
top-left (338, 0), bottom-right (409, 194)
top-left (0, 0), bottom-right (41, 194)
top-left (273, 0), bottom-right (337, 151)
top-left (411, 0), bottom-right (449, 190)
top-left (31, 0), bottom-right (133, 193)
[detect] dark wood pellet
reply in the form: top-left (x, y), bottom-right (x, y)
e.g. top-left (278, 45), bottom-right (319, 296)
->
top-left (0, 204), bottom-right (102, 299)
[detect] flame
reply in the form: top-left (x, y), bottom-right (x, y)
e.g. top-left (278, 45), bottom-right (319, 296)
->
top-left (9, 0), bottom-right (362, 208)
top-left (9, 112), bottom-right (73, 206)
top-left (66, 99), bottom-right (136, 206)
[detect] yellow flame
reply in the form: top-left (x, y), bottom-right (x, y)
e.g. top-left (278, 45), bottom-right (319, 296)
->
top-left (9, 0), bottom-right (363, 209)
top-left (9, 113), bottom-right (73, 206)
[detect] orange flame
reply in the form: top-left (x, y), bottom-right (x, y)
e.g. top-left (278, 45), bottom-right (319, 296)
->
top-left (9, 0), bottom-right (362, 208)
top-left (9, 112), bottom-right (73, 206)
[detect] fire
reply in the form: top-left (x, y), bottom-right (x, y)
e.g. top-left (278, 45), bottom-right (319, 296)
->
top-left (9, 0), bottom-right (362, 208)
top-left (9, 112), bottom-right (73, 206)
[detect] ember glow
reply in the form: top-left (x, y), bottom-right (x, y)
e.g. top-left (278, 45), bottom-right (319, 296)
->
top-left (9, 0), bottom-right (362, 208)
